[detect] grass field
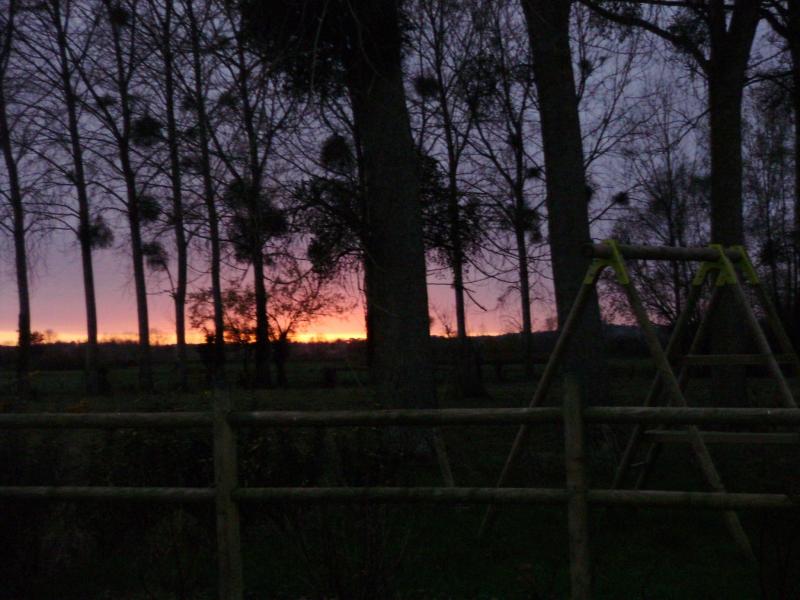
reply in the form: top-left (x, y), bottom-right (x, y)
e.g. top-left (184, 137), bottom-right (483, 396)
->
top-left (1, 359), bottom-right (798, 598)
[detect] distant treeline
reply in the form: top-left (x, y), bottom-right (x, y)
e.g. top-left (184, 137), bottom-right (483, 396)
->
top-left (0, 326), bottom-right (666, 373)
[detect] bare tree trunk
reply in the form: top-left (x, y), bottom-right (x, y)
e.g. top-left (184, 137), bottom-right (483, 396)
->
top-left (187, 0), bottom-right (225, 384)
top-left (161, 0), bottom-right (188, 390)
top-left (706, 1), bottom-right (759, 407)
top-left (788, 1), bottom-right (800, 341)
top-left (52, 0), bottom-right (100, 394)
top-left (434, 79), bottom-right (483, 395)
top-left (0, 84), bottom-right (31, 396)
top-left (107, 8), bottom-right (153, 391)
top-left (234, 35), bottom-right (272, 389)
top-left (363, 256), bottom-right (377, 374)
top-left (521, 0), bottom-right (606, 401)
top-left (346, 6), bottom-right (437, 411)
top-left (514, 222), bottom-right (535, 379)
top-left (513, 122), bottom-right (535, 380)
top-left (252, 251), bottom-right (272, 387)
top-left (445, 153), bottom-right (484, 395)
top-left (125, 176), bottom-right (153, 391)
top-left (352, 117), bottom-right (376, 375)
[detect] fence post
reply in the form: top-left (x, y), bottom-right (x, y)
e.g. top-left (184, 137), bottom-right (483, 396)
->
top-left (564, 377), bottom-right (591, 599)
top-left (213, 389), bottom-right (244, 600)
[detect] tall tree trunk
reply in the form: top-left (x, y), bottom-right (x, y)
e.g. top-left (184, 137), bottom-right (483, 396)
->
top-left (346, 5), bottom-right (437, 411)
top-left (424, 7), bottom-right (485, 394)
top-left (429, 7), bottom-right (465, 340)
top-left (445, 147), bottom-right (484, 395)
top-left (52, 0), bottom-right (100, 394)
top-left (514, 221), bottom-right (535, 379)
top-left (252, 251), bottom-right (272, 387)
top-left (513, 122), bottom-right (535, 380)
top-left (108, 10), bottom-right (153, 391)
top-left (235, 35), bottom-right (272, 388)
top-left (521, 0), bottom-right (606, 401)
top-left (707, 1), bottom-right (759, 407)
top-left (125, 176), bottom-right (153, 391)
top-left (363, 255), bottom-right (377, 374)
top-left (788, 1), bottom-right (800, 341)
top-left (0, 85), bottom-right (31, 396)
top-left (161, 0), bottom-right (188, 390)
top-left (449, 188), bottom-right (484, 395)
top-left (187, 0), bottom-right (225, 384)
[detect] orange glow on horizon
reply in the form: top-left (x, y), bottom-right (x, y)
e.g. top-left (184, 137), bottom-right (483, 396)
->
top-left (0, 328), bottom-right (368, 346)
top-left (0, 327), bottom-right (529, 346)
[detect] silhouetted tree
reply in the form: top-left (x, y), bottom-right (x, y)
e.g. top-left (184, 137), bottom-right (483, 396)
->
top-left (183, 0), bottom-right (226, 384)
top-left (466, 1), bottom-right (547, 379)
top-left (19, 0), bottom-right (105, 393)
top-left (410, 0), bottom-right (487, 395)
top-left (762, 0), bottom-right (800, 336)
top-left (240, 0), bottom-right (440, 413)
top-left (0, 0), bottom-right (32, 395)
top-left (71, 0), bottom-right (156, 390)
top-left (138, 0), bottom-right (191, 390)
top-left (224, 179), bottom-right (288, 387)
top-left (601, 87), bottom-right (710, 326)
top-left (584, 0), bottom-right (762, 404)
top-left (744, 78), bottom-right (797, 324)
top-left (521, 0), bottom-right (607, 399)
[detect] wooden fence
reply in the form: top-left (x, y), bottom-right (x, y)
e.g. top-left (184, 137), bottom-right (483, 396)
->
top-left (1, 396), bottom-right (799, 599)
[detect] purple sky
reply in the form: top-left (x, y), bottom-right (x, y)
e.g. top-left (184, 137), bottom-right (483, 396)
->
top-left (0, 230), bottom-right (557, 345)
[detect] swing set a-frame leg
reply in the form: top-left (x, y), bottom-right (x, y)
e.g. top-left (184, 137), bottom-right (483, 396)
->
top-left (633, 293), bottom-right (723, 490)
top-left (613, 282), bottom-right (722, 490)
top-left (478, 263), bottom-right (604, 538)
top-left (752, 280), bottom-right (800, 379)
top-left (720, 249), bottom-right (798, 409)
top-left (611, 281), bottom-right (707, 490)
top-left (618, 253), bottom-right (754, 562)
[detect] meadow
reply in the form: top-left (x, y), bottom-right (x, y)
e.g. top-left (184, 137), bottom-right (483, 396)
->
top-left (0, 348), bottom-right (798, 599)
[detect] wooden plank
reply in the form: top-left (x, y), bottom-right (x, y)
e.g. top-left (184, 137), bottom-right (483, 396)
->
top-left (584, 243), bottom-right (742, 263)
top-left (234, 486), bottom-right (569, 504)
top-left (681, 354), bottom-right (796, 366)
top-left (588, 490), bottom-right (800, 510)
top-left (0, 412), bottom-right (213, 429)
top-left (1, 485), bottom-right (794, 511)
top-left (232, 407), bottom-right (564, 427)
top-left (213, 391), bottom-right (244, 600)
top-left (563, 378), bottom-right (591, 599)
top-left (232, 487), bottom-right (800, 510)
top-left (1, 406), bottom-right (797, 431)
top-left (0, 486), bottom-right (214, 501)
top-left (643, 430), bottom-right (800, 445)
top-left (233, 406), bottom-right (800, 427)
top-left (585, 407), bottom-right (800, 426)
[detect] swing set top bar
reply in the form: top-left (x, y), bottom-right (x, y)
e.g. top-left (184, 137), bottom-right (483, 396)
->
top-left (584, 242), bottom-right (743, 263)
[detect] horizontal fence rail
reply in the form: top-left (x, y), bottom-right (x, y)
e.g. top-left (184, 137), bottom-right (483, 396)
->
top-left (1, 486), bottom-right (797, 510)
top-left (0, 486), bottom-right (215, 502)
top-left (2, 406), bottom-right (800, 429)
top-left (642, 430), bottom-right (800, 445)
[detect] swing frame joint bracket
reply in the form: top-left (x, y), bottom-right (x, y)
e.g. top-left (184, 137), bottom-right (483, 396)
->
top-left (729, 245), bottom-right (760, 285)
top-left (584, 239), bottom-right (630, 285)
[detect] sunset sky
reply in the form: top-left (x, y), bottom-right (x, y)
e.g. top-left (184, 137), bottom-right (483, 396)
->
top-left (0, 230), bottom-right (557, 345)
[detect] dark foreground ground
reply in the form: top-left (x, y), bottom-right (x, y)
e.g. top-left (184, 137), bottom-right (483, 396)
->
top-left (0, 360), bottom-right (798, 599)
